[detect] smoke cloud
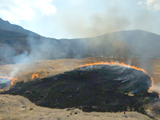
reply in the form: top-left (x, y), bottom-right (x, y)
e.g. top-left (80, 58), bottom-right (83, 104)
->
top-left (57, 3), bottom-right (130, 38)
top-left (56, 0), bottom-right (158, 38)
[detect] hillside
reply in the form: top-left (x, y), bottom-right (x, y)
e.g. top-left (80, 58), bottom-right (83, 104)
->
top-left (0, 18), bottom-right (160, 65)
top-left (97, 30), bottom-right (160, 58)
top-left (0, 94), bottom-right (153, 120)
top-left (0, 18), bottom-right (38, 35)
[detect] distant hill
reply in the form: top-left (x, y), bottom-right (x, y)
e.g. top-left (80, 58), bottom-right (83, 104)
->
top-left (81, 30), bottom-right (160, 58)
top-left (0, 18), bottom-right (160, 65)
top-left (0, 18), bottom-right (38, 35)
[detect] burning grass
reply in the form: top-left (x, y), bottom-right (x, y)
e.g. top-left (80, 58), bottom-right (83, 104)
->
top-left (78, 61), bottom-right (154, 91)
top-left (0, 72), bottom-right (40, 90)
top-left (0, 76), bottom-right (17, 89)
top-left (1, 61), bottom-right (158, 117)
top-left (32, 73), bottom-right (40, 79)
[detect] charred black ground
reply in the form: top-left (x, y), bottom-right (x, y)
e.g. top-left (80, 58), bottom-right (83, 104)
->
top-left (75, 64), bottom-right (153, 94)
top-left (1, 63), bottom-right (159, 114)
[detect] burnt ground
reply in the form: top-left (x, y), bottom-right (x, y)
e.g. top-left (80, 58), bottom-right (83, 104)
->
top-left (1, 63), bottom-right (157, 113)
top-left (0, 57), bottom-right (160, 120)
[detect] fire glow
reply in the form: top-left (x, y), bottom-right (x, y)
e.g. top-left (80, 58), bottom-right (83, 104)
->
top-left (32, 73), bottom-right (40, 79)
top-left (0, 76), bottom-right (17, 86)
top-left (0, 73), bottom-right (40, 89)
top-left (78, 61), bottom-right (154, 91)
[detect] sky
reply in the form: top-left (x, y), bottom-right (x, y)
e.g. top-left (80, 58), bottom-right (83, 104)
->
top-left (0, 0), bottom-right (160, 39)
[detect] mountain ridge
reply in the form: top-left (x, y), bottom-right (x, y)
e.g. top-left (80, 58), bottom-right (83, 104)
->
top-left (0, 18), bottom-right (160, 65)
top-left (0, 18), bottom-right (39, 36)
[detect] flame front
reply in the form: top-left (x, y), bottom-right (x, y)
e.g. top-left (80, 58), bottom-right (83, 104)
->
top-left (78, 61), bottom-right (154, 91)
top-left (32, 73), bottom-right (39, 79)
top-left (79, 61), bottom-right (146, 72)
top-left (11, 78), bottom-right (17, 85)
top-left (0, 76), bottom-right (18, 87)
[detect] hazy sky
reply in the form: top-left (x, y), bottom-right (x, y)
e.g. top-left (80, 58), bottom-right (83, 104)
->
top-left (0, 0), bottom-right (160, 39)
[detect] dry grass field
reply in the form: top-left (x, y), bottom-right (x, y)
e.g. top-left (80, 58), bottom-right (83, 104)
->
top-left (0, 57), bottom-right (160, 120)
top-left (1, 57), bottom-right (159, 84)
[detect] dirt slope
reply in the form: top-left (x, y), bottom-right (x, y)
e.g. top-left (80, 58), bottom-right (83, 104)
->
top-left (0, 94), bottom-right (153, 120)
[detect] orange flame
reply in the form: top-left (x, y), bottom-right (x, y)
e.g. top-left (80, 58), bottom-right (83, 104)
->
top-left (78, 61), bottom-right (154, 91)
top-left (0, 76), bottom-right (18, 87)
top-left (11, 78), bottom-right (18, 86)
top-left (32, 73), bottom-right (39, 79)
